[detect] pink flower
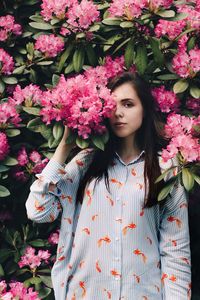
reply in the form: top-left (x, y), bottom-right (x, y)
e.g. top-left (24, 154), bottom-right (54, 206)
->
top-left (29, 151), bottom-right (41, 163)
top-left (11, 84), bottom-right (43, 106)
top-left (18, 246), bottom-right (51, 270)
top-left (12, 168), bottom-right (29, 182)
top-left (186, 97), bottom-right (200, 114)
top-left (48, 230), bottom-right (60, 245)
top-left (172, 48), bottom-right (200, 78)
top-left (151, 86), bottom-right (180, 113)
top-left (41, 0), bottom-right (77, 21)
top-left (0, 15), bottom-right (22, 41)
top-left (108, 0), bottom-right (147, 19)
top-left (0, 48), bottom-right (14, 75)
top-left (148, 0), bottom-right (173, 11)
top-left (66, 0), bottom-right (99, 30)
top-left (0, 100), bottom-right (21, 127)
top-left (0, 281), bottom-right (7, 294)
top-left (35, 34), bottom-right (64, 58)
top-left (17, 147), bottom-right (29, 166)
top-left (176, 3), bottom-right (200, 30)
top-left (0, 132), bottom-right (9, 161)
top-left (0, 281), bottom-right (40, 300)
top-left (155, 19), bottom-right (186, 40)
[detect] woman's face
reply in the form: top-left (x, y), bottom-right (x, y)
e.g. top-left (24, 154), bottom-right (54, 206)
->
top-left (109, 82), bottom-right (144, 141)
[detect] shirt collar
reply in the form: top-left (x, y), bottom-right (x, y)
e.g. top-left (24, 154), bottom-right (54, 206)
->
top-left (114, 150), bottom-right (145, 166)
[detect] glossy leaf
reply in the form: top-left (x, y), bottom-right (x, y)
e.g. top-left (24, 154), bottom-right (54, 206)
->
top-left (0, 185), bottom-right (10, 197)
top-left (173, 80), bottom-right (189, 94)
top-left (182, 168), bottom-right (194, 191)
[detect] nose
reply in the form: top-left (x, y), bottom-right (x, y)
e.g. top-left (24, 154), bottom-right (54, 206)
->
top-left (114, 105), bottom-right (124, 118)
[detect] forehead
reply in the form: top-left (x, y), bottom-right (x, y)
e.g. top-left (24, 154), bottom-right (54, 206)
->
top-left (112, 82), bottom-right (140, 102)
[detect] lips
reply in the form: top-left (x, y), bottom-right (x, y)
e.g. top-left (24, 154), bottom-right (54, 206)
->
top-left (114, 122), bottom-right (126, 127)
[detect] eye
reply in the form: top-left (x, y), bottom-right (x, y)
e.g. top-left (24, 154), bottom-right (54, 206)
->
top-left (124, 101), bottom-right (133, 108)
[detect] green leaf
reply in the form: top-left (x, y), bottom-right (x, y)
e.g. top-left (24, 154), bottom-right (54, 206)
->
top-left (103, 34), bottom-right (122, 51)
top-left (187, 36), bottom-right (196, 51)
top-left (91, 136), bottom-right (105, 151)
top-left (22, 106), bottom-right (40, 116)
top-left (40, 127), bottom-right (52, 140)
top-left (27, 117), bottom-right (45, 132)
top-left (13, 65), bottom-right (26, 75)
top-left (157, 74), bottom-right (179, 80)
top-left (88, 24), bottom-right (100, 32)
top-left (29, 239), bottom-right (47, 247)
top-left (0, 249), bottom-right (14, 263)
top-left (173, 80), bottom-right (189, 94)
top-left (182, 168), bottom-right (194, 191)
top-left (2, 156), bottom-right (18, 166)
top-left (5, 129), bottom-right (21, 137)
top-left (124, 39), bottom-right (135, 69)
top-left (156, 10), bottom-right (175, 18)
top-left (149, 37), bottom-right (164, 66)
top-left (64, 61), bottom-right (74, 74)
top-left (193, 174), bottom-right (200, 185)
top-left (135, 43), bottom-right (148, 75)
top-left (0, 185), bottom-right (10, 197)
top-left (102, 17), bottom-right (121, 26)
top-left (58, 44), bottom-right (73, 72)
top-left (167, 12), bottom-right (188, 21)
top-left (0, 264), bottom-right (4, 276)
top-left (38, 287), bottom-right (52, 298)
top-left (38, 275), bottom-right (52, 288)
top-left (0, 79), bottom-right (5, 93)
top-left (29, 22), bottom-right (53, 30)
top-left (0, 165), bottom-right (9, 172)
top-left (53, 123), bottom-right (63, 140)
top-left (86, 45), bottom-right (98, 66)
top-left (157, 181), bottom-right (175, 201)
top-left (113, 38), bottom-right (131, 54)
top-left (2, 77), bottom-right (18, 84)
top-left (52, 74), bottom-right (60, 87)
top-left (76, 137), bottom-right (89, 149)
top-left (48, 136), bottom-right (59, 148)
top-left (36, 61), bottom-right (53, 65)
top-left (120, 21), bottom-right (134, 28)
top-left (101, 131), bottom-right (109, 144)
top-left (155, 167), bottom-right (177, 183)
top-left (190, 86), bottom-right (200, 99)
top-left (73, 48), bottom-right (85, 72)
top-left (24, 277), bottom-right (42, 287)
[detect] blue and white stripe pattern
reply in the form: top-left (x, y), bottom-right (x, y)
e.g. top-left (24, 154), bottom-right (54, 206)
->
top-left (26, 149), bottom-right (191, 300)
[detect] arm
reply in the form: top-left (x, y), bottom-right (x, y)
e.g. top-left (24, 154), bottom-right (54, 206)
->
top-left (25, 127), bottom-right (93, 223)
top-left (159, 182), bottom-right (191, 299)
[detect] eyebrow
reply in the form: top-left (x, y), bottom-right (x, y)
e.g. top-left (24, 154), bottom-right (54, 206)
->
top-left (120, 98), bottom-right (135, 102)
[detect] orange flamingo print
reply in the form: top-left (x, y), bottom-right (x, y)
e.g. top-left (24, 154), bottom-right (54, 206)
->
top-left (103, 288), bottom-right (112, 299)
top-left (142, 296), bottom-right (148, 300)
top-left (180, 202), bottom-right (188, 208)
top-left (161, 273), bottom-right (168, 284)
top-left (146, 236), bottom-right (152, 245)
top-left (122, 223), bottom-right (137, 235)
top-left (133, 273), bottom-right (140, 283)
top-left (58, 255), bottom-right (65, 261)
top-left (187, 282), bottom-right (192, 299)
top-left (58, 168), bottom-right (66, 175)
top-left (170, 239), bottom-right (177, 247)
top-left (66, 195), bottom-right (73, 203)
top-left (140, 208), bottom-right (144, 216)
top-left (131, 168), bottom-right (136, 176)
top-left (95, 260), bottom-right (101, 273)
top-left (110, 178), bottom-right (123, 188)
top-left (82, 227), bottom-right (90, 235)
top-left (86, 189), bottom-right (92, 206)
top-left (71, 292), bottom-right (76, 300)
top-left (79, 281), bottom-right (86, 298)
top-left (50, 214), bottom-right (55, 222)
top-left (133, 249), bottom-right (147, 263)
top-left (79, 260), bottom-right (85, 268)
top-left (106, 195), bottom-right (114, 206)
top-left (68, 264), bottom-right (73, 269)
top-left (167, 216), bottom-right (182, 228)
top-left (97, 235), bottom-right (111, 247)
top-left (92, 214), bottom-right (98, 221)
top-left (110, 269), bottom-right (121, 278)
top-left (154, 285), bottom-right (160, 292)
top-left (48, 182), bottom-right (56, 192)
top-left (76, 159), bottom-right (84, 167)
top-left (181, 257), bottom-right (190, 265)
top-left (34, 200), bottom-right (45, 211)
top-left (66, 177), bottom-right (73, 183)
top-left (64, 217), bottom-right (72, 224)
top-left (169, 275), bottom-right (177, 282)
top-left (136, 183), bottom-right (143, 190)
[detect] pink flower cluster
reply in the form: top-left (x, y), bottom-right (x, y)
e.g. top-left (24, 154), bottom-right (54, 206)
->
top-left (40, 56), bottom-right (126, 139)
top-left (176, 3), bottom-right (200, 30)
top-left (41, 0), bottom-right (76, 21)
top-left (0, 99), bottom-right (21, 128)
top-left (151, 86), bottom-right (180, 113)
top-left (0, 15), bottom-right (22, 41)
top-left (0, 281), bottom-right (40, 300)
top-left (155, 20), bottom-right (186, 40)
top-left (186, 97), bottom-right (200, 115)
top-left (12, 147), bottom-right (48, 182)
top-left (0, 48), bottom-right (14, 75)
top-left (162, 113), bottom-right (200, 162)
top-left (148, 0), bottom-right (173, 11)
top-left (0, 132), bottom-right (10, 161)
top-left (108, 0), bottom-right (147, 19)
top-left (10, 84), bottom-right (43, 106)
top-left (172, 48), bottom-right (200, 78)
top-left (35, 34), bottom-right (64, 58)
top-left (66, 0), bottom-right (100, 30)
top-left (18, 246), bottom-right (51, 270)
top-left (48, 230), bottom-right (60, 245)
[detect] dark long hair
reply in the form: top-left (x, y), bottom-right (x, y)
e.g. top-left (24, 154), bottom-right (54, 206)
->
top-left (76, 72), bottom-right (166, 208)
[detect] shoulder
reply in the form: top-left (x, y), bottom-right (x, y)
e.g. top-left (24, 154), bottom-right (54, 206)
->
top-left (157, 152), bottom-right (179, 181)
top-left (67, 148), bottom-right (95, 167)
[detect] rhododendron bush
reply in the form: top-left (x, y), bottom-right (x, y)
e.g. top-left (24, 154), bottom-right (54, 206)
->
top-left (0, 0), bottom-right (199, 298)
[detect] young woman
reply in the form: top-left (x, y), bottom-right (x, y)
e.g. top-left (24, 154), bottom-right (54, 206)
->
top-left (26, 72), bottom-right (191, 300)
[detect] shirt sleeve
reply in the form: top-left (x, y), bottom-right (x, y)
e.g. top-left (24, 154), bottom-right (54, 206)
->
top-left (25, 148), bottom-right (94, 223)
top-left (159, 181), bottom-right (191, 299)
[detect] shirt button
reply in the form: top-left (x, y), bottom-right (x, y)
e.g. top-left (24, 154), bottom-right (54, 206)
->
top-left (116, 197), bottom-right (120, 201)
top-left (115, 237), bottom-right (120, 241)
top-left (115, 277), bottom-right (120, 281)
top-left (115, 257), bottom-right (120, 261)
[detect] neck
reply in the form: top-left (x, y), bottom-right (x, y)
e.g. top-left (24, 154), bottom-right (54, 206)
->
top-left (116, 136), bottom-right (141, 163)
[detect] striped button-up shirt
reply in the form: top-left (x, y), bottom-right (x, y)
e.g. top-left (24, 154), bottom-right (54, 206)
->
top-left (26, 149), bottom-right (191, 300)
